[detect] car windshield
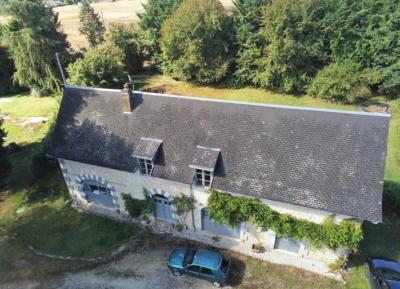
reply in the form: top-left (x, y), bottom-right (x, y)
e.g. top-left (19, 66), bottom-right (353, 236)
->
top-left (184, 247), bottom-right (196, 266)
top-left (220, 257), bottom-right (230, 273)
top-left (378, 269), bottom-right (400, 281)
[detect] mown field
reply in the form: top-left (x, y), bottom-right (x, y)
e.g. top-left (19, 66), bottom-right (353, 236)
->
top-left (52, 0), bottom-right (234, 49)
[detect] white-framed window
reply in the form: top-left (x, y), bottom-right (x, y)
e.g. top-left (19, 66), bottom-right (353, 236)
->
top-left (195, 168), bottom-right (212, 187)
top-left (138, 158), bottom-right (154, 175)
top-left (274, 235), bottom-right (301, 253)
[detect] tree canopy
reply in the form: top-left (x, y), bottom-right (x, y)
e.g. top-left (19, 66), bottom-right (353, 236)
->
top-left (324, 0), bottom-right (400, 98)
top-left (256, 0), bottom-right (330, 93)
top-left (79, 1), bottom-right (105, 48)
top-left (137, 0), bottom-right (182, 62)
top-left (1, 0), bottom-right (71, 95)
top-left (231, 0), bottom-right (269, 86)
top-left (106, 23), bottom-right (145, 74)
top-left (160, 0), bottom-right (231, 84)
top-left (67, 43), bottom-right (125, 88)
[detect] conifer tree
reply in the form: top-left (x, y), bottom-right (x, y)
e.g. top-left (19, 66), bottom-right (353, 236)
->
top-left (232, 0), bottom-right (269, 86)
top-left (137, 0), bottom-right (181, 62)
top-left (1, 0), bottom-right (71, 95)
top-left (79, 1), bottom-right (105, 48)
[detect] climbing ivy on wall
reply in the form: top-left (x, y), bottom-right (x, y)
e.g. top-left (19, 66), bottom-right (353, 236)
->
top-left (207, 190), bottom-right (363, 250)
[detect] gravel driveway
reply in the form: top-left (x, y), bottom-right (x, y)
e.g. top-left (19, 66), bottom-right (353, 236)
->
top-left (40, 237), bottom-right (222, 289)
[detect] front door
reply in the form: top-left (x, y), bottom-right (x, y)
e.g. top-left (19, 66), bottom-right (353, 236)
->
top-left (153, 195), bottom-right (174, 223)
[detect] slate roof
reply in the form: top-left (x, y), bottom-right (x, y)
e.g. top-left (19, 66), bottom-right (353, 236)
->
top-left (133, 137), bottom-right (162, 160)
top-left (52, 85), bottom-right (390, 222)
top-left (190, 146), bottom-right (221, 171)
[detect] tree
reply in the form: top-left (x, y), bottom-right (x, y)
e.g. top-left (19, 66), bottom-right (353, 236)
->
top-left (137, 0), bottom-right (182, 62)
top-left (308, 60), bottom-right (376, 103)
top-left (172, 193), bottom-right (195, 228)
top-left (231, 0), bottom-right (269, 86)
top-left (0, 114), bottom-right (11, 189)
top-left (160, 0), bottom-right (231, 84)
top-left (67, 43), bottom-right (125, 88)
top-left (323, 0), bottom-right (400, 98)
top-left (256, 0), bottom-right (330, 93)
top-left (79, 1), bottom-right (105, 48)
top-left (106, 23), bottom-right (145, 74)
top-left (1, 0), bottom-right (71, 95)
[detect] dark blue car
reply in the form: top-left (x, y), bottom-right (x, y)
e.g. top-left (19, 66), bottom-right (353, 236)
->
top-left (168, 245), bottom-right (231, 287)
top-left (365, 258), bottom-right (400, 289)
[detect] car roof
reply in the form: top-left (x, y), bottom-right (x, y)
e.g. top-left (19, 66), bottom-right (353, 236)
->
top-left (371, 258), bottom-right (400, 272)
top-left (385, 280), bottom-right (400, 289)
top-left (192, 249), bottom-right (223, 270)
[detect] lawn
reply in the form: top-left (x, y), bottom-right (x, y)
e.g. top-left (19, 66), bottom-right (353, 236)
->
top-left (0, 93), bottom-right (140, 283)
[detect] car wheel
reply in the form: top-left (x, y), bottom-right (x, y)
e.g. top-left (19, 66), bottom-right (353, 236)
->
top-left (172, 270), bottom-right (182, 276)
top-left (212, 281), bottom-right (222, 288)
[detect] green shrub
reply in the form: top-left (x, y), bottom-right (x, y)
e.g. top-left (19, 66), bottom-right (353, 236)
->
top-left (160, 0), bottom-right (231, 84)
top-left (67, 43), bottom-right (125, 88)
top-left (308, 61), bottom-right (374, 103)
top-left (123, 188), bottom-right (155, 218)
top-left (208, 190), bottom-right (363, 250)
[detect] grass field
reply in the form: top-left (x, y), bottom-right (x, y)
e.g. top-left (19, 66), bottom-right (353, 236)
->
top-left (53, 0), bottom-right (234, 49)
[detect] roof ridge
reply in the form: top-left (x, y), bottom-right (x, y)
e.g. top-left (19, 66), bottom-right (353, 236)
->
top-left (64, 85), bottom-right (391, 118)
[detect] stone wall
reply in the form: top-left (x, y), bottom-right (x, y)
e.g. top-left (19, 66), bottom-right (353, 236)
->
top-left (59, 158), bottom-right (350, 278)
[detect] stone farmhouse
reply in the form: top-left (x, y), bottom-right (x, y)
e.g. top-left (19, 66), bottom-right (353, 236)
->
top-left (51, 83), bottom-right (389, 278)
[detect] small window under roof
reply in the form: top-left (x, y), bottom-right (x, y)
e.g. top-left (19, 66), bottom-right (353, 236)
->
top-left (189, 146), bottom-right (220, 171)
top-left (133, 137), bottom-right (163, 160)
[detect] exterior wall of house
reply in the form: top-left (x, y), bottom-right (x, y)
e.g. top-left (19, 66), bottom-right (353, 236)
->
top-left (59, 158), bottom-right (352, 279)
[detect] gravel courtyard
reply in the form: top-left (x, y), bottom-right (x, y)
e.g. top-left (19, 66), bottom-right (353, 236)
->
top-left (47, 241), bottom-right (217, 289)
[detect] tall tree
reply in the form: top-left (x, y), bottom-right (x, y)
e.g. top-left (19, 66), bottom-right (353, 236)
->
top-left (1, 0), bottom-right (71, 95)
top-left (137, 0), bottom-right (181, 62)
top-left (160, 0), bottom-right (231, 84)
top-left (0, 114), bottom-right (11, 189)
top-left (323, 0), bottom-right (400, 98)
top-left (231, 0), bottom-right (269, 86)
top-left (256, 0), bottom-right (331, 93)
top-left (106, 23), bottom-right (145, 74)
top-left (79, 1), bottom-right (105, 48)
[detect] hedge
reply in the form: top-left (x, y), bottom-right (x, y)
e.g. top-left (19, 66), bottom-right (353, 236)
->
top-left (207, 190), bottom-right (363, 250)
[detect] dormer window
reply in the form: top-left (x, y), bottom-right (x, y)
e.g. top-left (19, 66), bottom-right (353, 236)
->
top-left (133, 137), bottom-right (163, 176)
top-left (195, 168), bottom-right (212, 187)
top-left (138, 158), bottom-right (154, 175)
top-left (190, 146), bottom-right (220, 188)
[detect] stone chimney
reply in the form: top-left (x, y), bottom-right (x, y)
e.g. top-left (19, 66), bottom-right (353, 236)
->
top-left (121, 82), bottom-right (134, 113)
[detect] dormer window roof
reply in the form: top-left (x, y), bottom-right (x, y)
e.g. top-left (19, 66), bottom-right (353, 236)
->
top-left (133, 137), bottom-right (162, 176)
top-left (190, 146), bottom-right (220, 187)
top-left (133, 137), bottom-right (163, 160)
top-left (189, 146), bottom-right (220, 171)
